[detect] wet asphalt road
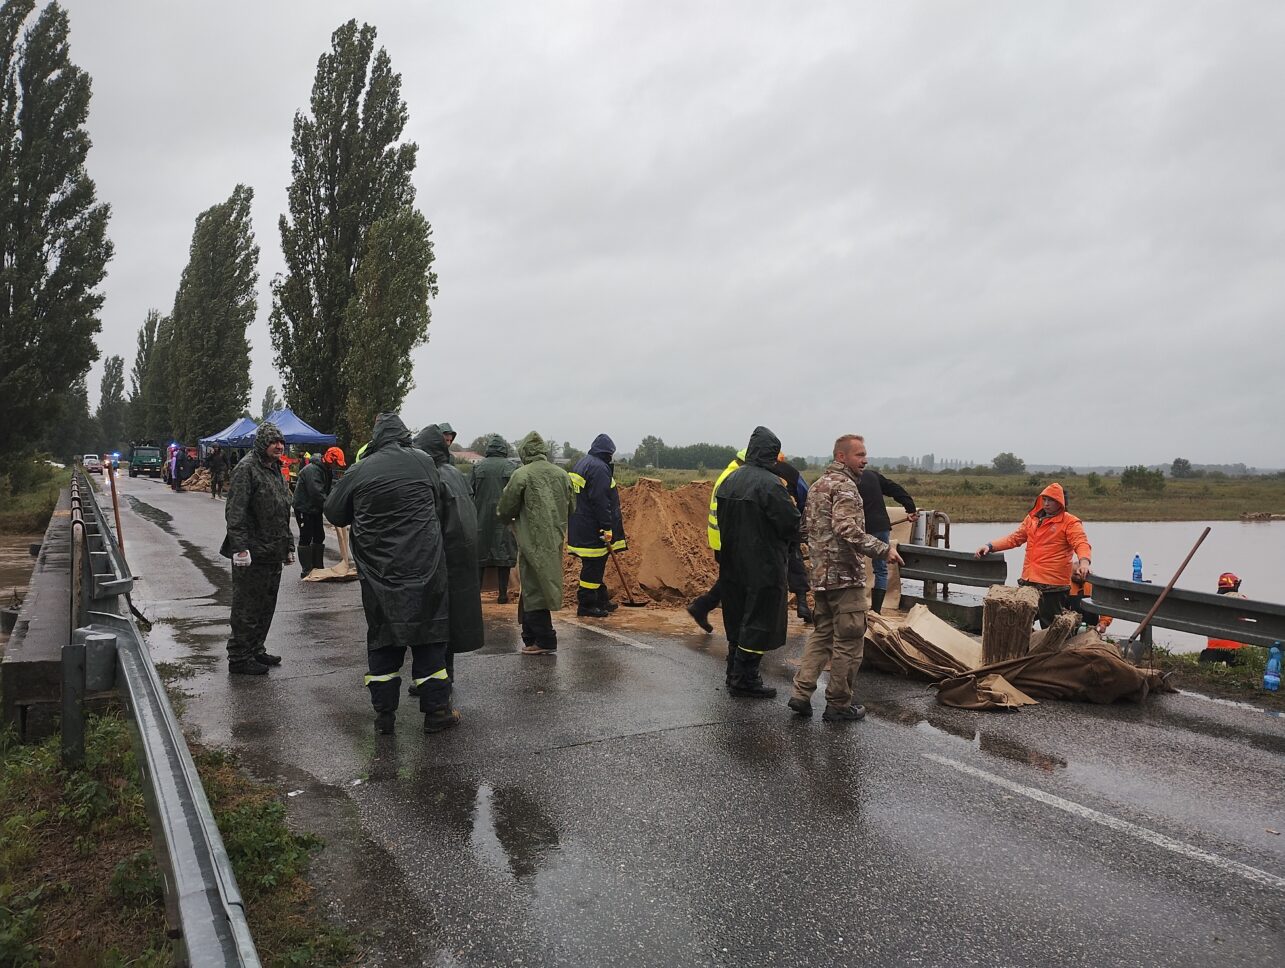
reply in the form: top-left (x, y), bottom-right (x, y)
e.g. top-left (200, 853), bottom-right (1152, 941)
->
top-left (115, 474), bottom-right (1284, 968)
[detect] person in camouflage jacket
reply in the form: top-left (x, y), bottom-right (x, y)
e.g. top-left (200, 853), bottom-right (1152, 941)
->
top-left (789, 434), bottom-right (902, 722)
top-left (220, 421), bottom-right (295, 674)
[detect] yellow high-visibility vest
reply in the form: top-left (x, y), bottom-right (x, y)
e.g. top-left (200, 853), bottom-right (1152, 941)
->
top-left (707, 452), bottom-right (746, 551)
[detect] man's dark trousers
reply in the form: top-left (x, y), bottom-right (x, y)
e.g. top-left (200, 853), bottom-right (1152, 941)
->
top-left (227, 561), bottom-right (283, 663)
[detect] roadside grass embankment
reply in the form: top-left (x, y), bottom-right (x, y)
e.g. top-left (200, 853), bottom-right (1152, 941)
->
top-left (0, 711), bottom-right (357, 966)
top-left (0, 462), bottom-right (71, 534)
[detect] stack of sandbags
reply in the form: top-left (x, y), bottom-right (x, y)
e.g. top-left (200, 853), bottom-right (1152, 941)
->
top-left (981, 584), bottom-right (1039, 664)
top-left (1029, 611), bottom-right (1079, 654)
top-left (181, 467), bottom-right (212, 492)
top-left (863, 605), bottom-right (981, 680)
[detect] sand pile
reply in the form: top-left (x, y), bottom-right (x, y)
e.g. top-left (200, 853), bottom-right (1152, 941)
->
top-left (562, 478), bottom-right (718, 607)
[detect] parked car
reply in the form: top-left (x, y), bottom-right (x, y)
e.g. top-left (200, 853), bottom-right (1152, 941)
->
top-left (82, 454), bottom-right (102, 474)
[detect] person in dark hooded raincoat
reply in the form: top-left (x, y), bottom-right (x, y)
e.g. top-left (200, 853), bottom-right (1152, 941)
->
top-left (413, 424), bottom-right (484, 680)
top-left (220, 421), bottom-right (295, 675)
top-left (469, 434), bottom-right (518, 603)
top-left (715, 426), bottom-right (800, 698)
top-left (566, 433), bottom-right (627, 617)
top-left (496, 432), bottom-right (575, 654)
top-left (324, 413), bottom-right (458, 735)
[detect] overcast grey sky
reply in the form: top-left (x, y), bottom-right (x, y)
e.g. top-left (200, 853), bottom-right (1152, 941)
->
top-left (59, 1), bottom-right (1284, 465)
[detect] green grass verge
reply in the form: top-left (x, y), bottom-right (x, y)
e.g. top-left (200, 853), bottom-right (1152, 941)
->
top-left (0, 713), bottom-right (357, 966)
top-left (1146, 643), bottom-right (1284, 710)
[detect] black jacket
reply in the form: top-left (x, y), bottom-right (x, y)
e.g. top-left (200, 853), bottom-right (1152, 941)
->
top-left (324, 414), bottom-right (450, 649)
top-left (292, 460), bottom-right (333, 515)
top-left (414, 425), bottom-right (484, 654)
top-left (715, 426), bottom-right (800, 650)
top-left (857, 470), bottom-right (916, 534)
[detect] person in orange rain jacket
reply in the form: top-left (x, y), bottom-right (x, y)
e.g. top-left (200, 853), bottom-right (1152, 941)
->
top-left (1200, 572), bottom-right (1250, 664)
top-left (976, 482), bottom-right (1092, 628)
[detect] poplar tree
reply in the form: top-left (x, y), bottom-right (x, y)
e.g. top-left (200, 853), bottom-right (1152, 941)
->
top-left (96, 354), bottom-right (124, 451)
top-left (0, 0), bottom-right (112, 462)
top-left (168, 185), bottom-right (258, 441)
top-left (270, 19), bottom-right (434, 447)
top-left (140, 314), bottom-right (173, 441)
top-left (126, 308), bottom-right (159, 440)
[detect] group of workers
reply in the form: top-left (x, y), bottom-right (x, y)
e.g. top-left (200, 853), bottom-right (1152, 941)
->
top-left (215, 412), bottom-right (1251, 737)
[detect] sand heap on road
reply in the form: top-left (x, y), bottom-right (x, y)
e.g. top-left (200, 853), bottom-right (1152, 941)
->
top-left (562, 478), bottom-right (718, 608)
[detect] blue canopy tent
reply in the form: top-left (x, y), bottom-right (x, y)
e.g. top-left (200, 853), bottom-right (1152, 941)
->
top-left (226, 408), bottom-right (337, 449)
top-left (199, 416), bottom-right (259, 448)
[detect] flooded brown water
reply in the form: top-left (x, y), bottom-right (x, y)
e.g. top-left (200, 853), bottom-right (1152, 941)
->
top-left (0, 532), bottom-right (41, 604)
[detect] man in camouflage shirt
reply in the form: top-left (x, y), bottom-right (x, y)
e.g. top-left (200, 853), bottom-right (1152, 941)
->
top-left (789, 434), bottom-right (903, 722)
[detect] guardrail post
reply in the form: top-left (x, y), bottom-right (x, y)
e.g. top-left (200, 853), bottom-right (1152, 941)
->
top-left (61, 640), bottom-right (86, 767)
top-left (82, 630), bottom-right (118, 691)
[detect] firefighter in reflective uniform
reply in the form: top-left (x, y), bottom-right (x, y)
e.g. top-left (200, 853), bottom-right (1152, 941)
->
top-left (567, 434), bottom-right (627, 617)
top-left (686, 450), bottom-right (745, 632)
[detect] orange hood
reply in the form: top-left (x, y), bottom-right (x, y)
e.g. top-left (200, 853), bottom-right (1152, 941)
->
top-left (1030, 482), bottom-right (1066, 516)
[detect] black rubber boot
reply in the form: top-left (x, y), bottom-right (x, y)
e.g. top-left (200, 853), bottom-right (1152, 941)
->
top-left (796, 594), bottom-right (814, 625)
top-left (870, 587), bottom-right (886, 614)
top-left (228, 658), bottom-right (269, 676)
top-left (598, 586), bottom-right (619, 612)
top-left (496, 567), bottom-right (510, 605)
top-left (724, 647), bottom-right (737, 684)
top-left (687, 597), bottom-right (714, 633)
top-left (299, 543), bottom-right (313, 578)
top-left (728, 651), bottom-right (777, 698)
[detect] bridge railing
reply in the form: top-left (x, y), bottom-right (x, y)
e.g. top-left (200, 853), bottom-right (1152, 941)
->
top-left (64, 473), bottom-right (260, 967)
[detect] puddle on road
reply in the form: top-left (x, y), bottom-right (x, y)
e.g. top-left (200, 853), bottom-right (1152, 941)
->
top-left (366, 755), bottom-right (565, 884)
top-left (864, 699), bottom-right (1069, 773)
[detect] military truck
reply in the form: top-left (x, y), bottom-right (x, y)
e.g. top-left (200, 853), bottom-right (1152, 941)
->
top-left (129, 444), bottom-right (164, 478)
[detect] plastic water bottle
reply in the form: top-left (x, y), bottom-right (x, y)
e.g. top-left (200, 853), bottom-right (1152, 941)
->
top-left (1265, 645), bottom-right (1282, 693)
top-left (1132, 554), bottom-right (1143, 582)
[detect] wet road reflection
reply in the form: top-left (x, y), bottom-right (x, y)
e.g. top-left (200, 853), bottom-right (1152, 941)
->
top-left (864, 699), bottom-right (1069, 772)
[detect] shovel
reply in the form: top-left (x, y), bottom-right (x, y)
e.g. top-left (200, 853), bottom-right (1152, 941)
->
top-left (606, 546), bottom-right (648, 607)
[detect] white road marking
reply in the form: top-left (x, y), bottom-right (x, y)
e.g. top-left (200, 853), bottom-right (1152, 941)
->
top-left (556, 617), bottom-right (656, 651)
top-left (1180, 690), bottom-right (1282, 717)
top-left (923, 752), bottom-right (1285, 890)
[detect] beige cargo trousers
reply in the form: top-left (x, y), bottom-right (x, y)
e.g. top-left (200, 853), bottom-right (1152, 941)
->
top-left (790, 584), bottom-right (870, 709)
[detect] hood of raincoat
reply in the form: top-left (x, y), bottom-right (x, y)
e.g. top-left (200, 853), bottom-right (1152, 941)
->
top-left (438, 421), bottom-right (455, 435)
top-left (254, 421), bottom-right (285, 463)
top-left (368, 413), bottom-right (413, 455)
top-left (744, 426), bottom-right (782, 470)
top-left (588, 433), bottom-right (615, 461)
top-left (414, 424), bottom-right (451, 466)
top-left (1031, 482), bottom-right (1067, 516)
top-left (517, 431), bottom-right (549, 464)
top-left (485, 435), bottom-right (509, 458)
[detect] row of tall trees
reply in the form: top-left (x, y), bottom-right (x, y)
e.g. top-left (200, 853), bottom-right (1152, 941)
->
top-left (0, 0), bottom-right (112, 466)
top-left (2, 8), bottom-right (435, 464)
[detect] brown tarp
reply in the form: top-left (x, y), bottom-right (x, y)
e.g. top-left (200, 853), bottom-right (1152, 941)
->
top-left (934, 634), bottom-right (1174, 709)
top-left (864, 608), bottom-right (1174, 711)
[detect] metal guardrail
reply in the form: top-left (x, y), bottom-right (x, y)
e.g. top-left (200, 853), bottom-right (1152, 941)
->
top-left (898, 543), bottom-right (1008, 588)
top-left (65, 473), bottom-right (260, 967)
top-left (1087, 574), bottom-right (1285, 649)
